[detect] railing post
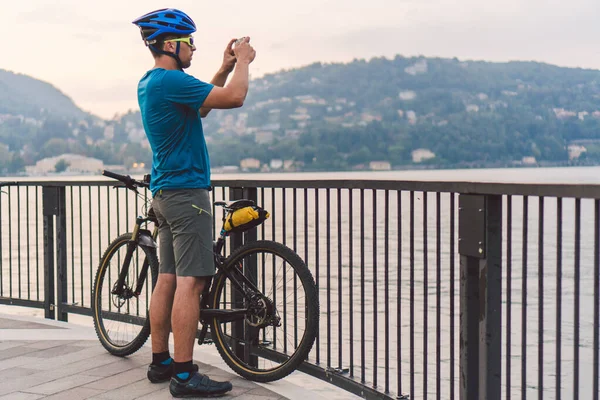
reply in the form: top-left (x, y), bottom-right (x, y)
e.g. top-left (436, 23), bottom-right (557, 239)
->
top-left (243, 187), bottom-right (258, 368)
top-left (0, 187), bottom-right (3, 298)
top-left (458, 194), bottom-right (502, 400)
top-left (42, 187), bottom-right (57, 320)
top-left (42, 186), bottom-right (68, 322)
top-left (56, 186), bottom-right (68, 322)
top-left (228, 187), bottom-right (259, 367)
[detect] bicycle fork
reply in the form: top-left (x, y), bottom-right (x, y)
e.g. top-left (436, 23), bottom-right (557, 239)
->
top-left (111, 216), bottom-right (158, 299)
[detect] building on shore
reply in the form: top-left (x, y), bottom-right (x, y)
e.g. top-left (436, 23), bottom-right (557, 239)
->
top-left (25, 154), bottom-right (104, 175)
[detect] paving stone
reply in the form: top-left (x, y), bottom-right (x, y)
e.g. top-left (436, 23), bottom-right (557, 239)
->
top-left (61, 352), bottom-right (127, 373)
top-left (0, 345), bottom-right (41, 361)
top-left (0, 392), bottom-right (44, 400)
top-left (41, 386), bottom-right (105, 400)
top-left (231, 394), bottom-right (284, 400)
top-left (27, 345), bottom-right (107, 370)
top-left (24, 354), bottom-right (124, 382)
top-left (25, 343), bottom-right (87, 358)
top-left (245, 386), bottom-right (285, 396)
top-left (201, 369), bottom-right (237, 382)
top-left (25, 373), bottom-right (102, 395)
top-left (82, 365), bottom-right (147, 391)
top-left (83, 358), bottom-right (145, 377)
top-left (230, 377), bottom-right (261, 389)
top-left (90, 378), bottom-right (165, 400)
top-left (22, 340), bottom-right (67, 350)
top-left (0, 373), bottom-right (55, 396)
top-left (0, 340), bottom-right (27, 351)
top-left (121, 350), bottom-right (151, 365)
top-left (0, 367), bottom-right (39, 382)
top-left (71, 340), bottom-right (104, 348)
top-left (226, 385), bottom-right (255, 397)
top-left (0, 356), bottom-right (42, 372)
top-left (0, 318), bottom-right (63, 329)
top-left (123, 386), bottom-right (171, 400)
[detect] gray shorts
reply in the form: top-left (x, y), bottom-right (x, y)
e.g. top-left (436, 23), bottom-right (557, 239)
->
top-left (151, 189), bottom-right (214, 277)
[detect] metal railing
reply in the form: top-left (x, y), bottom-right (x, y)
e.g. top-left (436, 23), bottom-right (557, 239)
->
top-left (0, 178), bottom-right (599, 400)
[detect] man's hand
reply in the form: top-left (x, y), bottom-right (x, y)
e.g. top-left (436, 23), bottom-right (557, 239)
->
top-left (200, 37), bottom-right (255, 118)
top-left (233, 37), bottom-right (256, 65)
top-left (221, 38), bottom-right (237, 73)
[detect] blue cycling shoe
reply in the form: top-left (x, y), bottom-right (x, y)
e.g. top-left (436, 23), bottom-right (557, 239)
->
top-left (169, 371), bottom-right (233, 398)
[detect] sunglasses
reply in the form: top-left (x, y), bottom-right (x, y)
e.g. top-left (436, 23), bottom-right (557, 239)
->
top-left (164, 37), bottom-right (196, 50)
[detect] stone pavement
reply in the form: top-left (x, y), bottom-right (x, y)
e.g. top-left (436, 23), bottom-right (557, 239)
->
top-left (0, 311), bottom-right (360, 400)
top-left (0, 317), bottom-right (283, 399)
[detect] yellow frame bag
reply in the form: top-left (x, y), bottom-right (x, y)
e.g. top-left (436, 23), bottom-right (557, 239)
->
top-left (223, 200), bottom-right (270, 234)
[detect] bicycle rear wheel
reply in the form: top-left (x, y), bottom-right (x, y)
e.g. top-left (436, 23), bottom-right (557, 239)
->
top-left (92, 233), bottom-right (158, 356)
top-left (210, 240), bottom-right (319, 382)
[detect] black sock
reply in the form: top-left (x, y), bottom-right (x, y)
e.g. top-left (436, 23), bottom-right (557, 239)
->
top-left (174, 360), bottom-right (194, 381)
top-left (152, 351), bottom-right (171, 366)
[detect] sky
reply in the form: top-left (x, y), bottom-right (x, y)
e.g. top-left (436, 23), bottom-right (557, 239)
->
top-left (2, 0), bottom-right (600, 119)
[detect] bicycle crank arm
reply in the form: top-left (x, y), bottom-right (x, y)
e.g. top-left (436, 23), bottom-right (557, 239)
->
top-left (200, 308), bottom-right (247, 323)
top-left (196, 323), bottom-right (213, 345)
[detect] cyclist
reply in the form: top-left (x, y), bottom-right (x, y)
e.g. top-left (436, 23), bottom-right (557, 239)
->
top-left (132, 8), bottom-right (256, 398)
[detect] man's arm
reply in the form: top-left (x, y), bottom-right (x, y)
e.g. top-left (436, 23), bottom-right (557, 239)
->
top-left (199, 68), bottom-right (231, 118)
top-left (199, 37), bottom-right (255, 112)
top-left (200, 61), bottom-right (250, 110)
top-left (200, 38), bottom-right (237, 118)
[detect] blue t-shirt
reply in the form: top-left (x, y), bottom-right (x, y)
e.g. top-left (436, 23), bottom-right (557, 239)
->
top-left (137, 69), bottom-right (214, 196)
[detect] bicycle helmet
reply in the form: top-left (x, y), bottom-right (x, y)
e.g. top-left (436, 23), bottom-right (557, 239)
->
top-left (132, 8), bottom-right (196, 44)
top-left (132, 8), bottom-right (196, 70)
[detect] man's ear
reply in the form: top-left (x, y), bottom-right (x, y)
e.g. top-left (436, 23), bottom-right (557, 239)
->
top-left (163, 41), bottom-right (174, 53)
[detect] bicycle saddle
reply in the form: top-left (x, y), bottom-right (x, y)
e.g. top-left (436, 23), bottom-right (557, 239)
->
top-left (215, 199), bottom-right (256, 210)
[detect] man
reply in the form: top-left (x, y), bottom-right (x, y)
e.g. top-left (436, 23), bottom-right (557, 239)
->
top-left (131, 8), bottom-right (256, 398)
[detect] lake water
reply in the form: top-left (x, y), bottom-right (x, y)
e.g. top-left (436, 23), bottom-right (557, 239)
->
top-left (1, 165), bottom-right (599, 399)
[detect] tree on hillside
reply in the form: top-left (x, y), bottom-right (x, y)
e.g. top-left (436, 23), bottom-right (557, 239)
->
top-left (41, 138), bottom-right (69, 159)
top-left (38, 118), bottom-right (72, 141)
top-left (55, 159), bottom-right (70, 173)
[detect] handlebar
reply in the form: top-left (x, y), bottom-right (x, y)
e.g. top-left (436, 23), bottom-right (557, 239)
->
top-left (102, 170), bottom-right (149, 191)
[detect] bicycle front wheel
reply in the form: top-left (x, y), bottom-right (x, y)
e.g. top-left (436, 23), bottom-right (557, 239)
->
top-left (210, 240), bottom-right (319, 382)
top-left (92, 233), bottom-right (159, 356)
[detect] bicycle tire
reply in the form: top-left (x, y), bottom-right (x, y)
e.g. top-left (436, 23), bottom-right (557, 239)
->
top-left (92, 232), bottom-right (159, 356)
top-left (210, 240), bottom-right (319, 382)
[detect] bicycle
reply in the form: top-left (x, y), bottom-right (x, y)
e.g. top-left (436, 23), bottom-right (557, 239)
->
top-left (92, 170), bottom-right (319, 382)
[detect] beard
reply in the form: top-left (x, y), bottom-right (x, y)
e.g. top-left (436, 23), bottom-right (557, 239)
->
top-left (182, 60), bottom-right (192, 69)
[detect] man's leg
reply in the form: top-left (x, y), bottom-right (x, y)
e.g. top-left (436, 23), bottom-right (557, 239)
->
top-left (167, 189), bottom-right (232, 396)
top-left (171, 276), bottom-right (206, 362)
top-left (169, 274), bottom-right (232, 397)
top-left (149, 273), bottom-right (176, 353)
top-left (147, 196), bottom-right (181, 383)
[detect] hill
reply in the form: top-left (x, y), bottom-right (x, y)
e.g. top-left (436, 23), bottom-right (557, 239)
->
top-left (0, 69), bottom-right (89, 120)
top-left (2, 56), bottom-right (600, 174)
top-left (200, 56), bottom-right (600, 169)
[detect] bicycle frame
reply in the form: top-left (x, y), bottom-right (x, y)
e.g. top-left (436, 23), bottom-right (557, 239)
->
top-left (111, 214), bottom-right (262, 327)
top-left (200, 235), bottom-right (263, 321)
